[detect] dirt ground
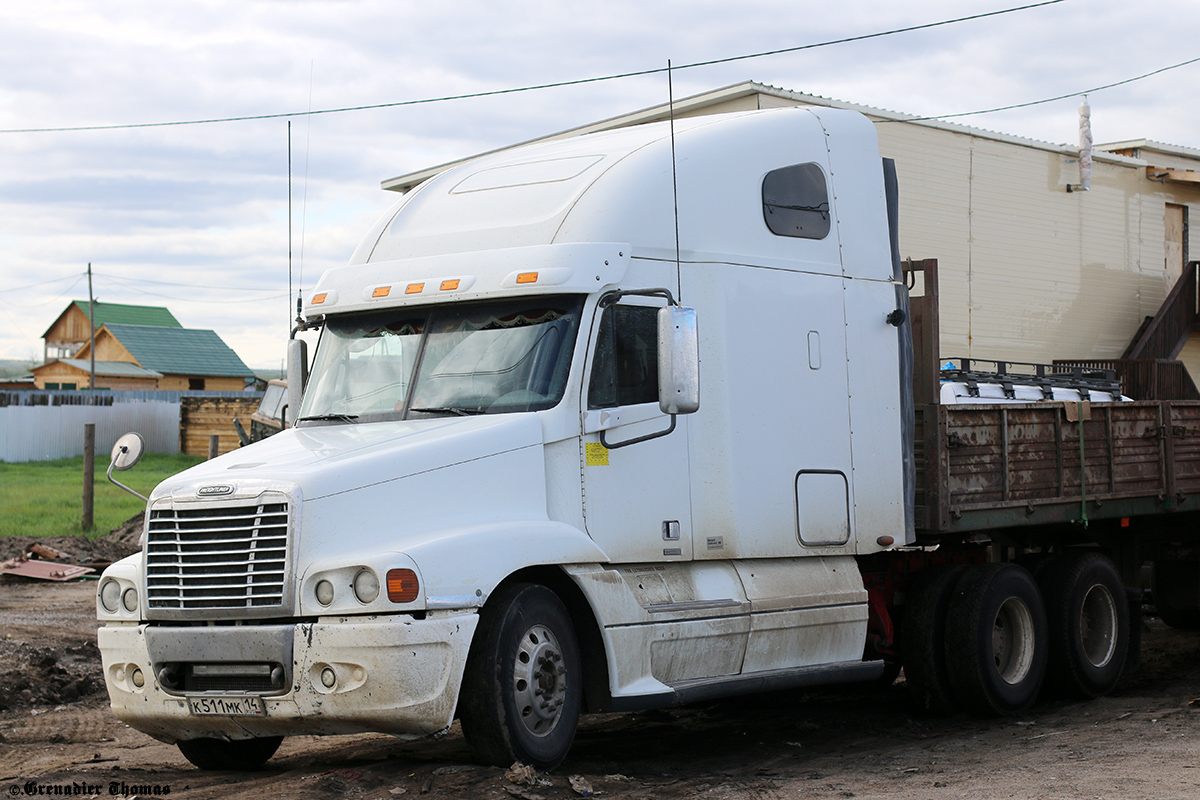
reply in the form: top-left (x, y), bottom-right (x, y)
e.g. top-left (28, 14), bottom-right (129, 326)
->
top-left (2, 531), bottom-right (1199, 800)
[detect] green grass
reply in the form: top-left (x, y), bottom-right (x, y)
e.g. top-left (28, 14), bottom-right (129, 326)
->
top-left (0, 453), bottom-right (204, 538)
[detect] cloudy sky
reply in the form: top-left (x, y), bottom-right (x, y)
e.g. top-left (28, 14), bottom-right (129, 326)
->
top-left (2, 0), bottom-right (1197, 370)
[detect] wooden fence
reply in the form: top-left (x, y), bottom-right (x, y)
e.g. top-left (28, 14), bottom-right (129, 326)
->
top-left (180, 396), bottom-right (262, 458)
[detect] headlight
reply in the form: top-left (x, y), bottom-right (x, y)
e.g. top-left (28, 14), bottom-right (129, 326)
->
top-left (99, 579), bottom-right (122, 613)
top-left (353, 570), bottom-right (380, 604)
top-left (121, 587), bottom-right (139, 613)
top-left (315, 579), bottom-right (335, 606)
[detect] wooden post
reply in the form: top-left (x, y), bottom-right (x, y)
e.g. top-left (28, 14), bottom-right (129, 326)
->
top-left (82, 423), bottom-right (95, 531)
top-left (208, 434), bottom-right (220, 460)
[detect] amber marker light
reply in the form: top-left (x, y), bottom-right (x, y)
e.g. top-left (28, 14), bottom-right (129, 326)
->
top-left (405, 282), bottom-right (425, 294)
top-left (373, 286), bottom-right (391, 298)
top-left (440, 279), bottom-right (460, 291)
top-left (516, 272), bottom-right (539, 284)
top-left (312, 292), bottom-right (328, 305)
top-left (386, 569), bottom-right (420, 603)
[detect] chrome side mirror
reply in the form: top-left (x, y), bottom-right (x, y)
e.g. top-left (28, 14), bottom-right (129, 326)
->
top-left (658, 305), bottom-right (700, 415)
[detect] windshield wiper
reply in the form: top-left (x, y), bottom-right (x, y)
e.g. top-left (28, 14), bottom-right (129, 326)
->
top-left (409, 406), bottom-right (485, 417)
top-left (297, 413), bottom-right (360, 424)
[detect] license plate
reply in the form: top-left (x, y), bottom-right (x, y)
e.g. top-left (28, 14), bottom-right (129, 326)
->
top-left (187, 695), bottom-right (266, 717)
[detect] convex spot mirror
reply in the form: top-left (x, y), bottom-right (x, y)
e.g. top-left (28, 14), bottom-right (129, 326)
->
top-left (658, 305), bottom-right (700, 415)
top-left (110, 432), bottom-right (145, 471)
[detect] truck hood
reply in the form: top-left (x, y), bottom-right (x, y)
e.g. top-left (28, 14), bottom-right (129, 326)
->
top-left (152, 414), bottom-right (545, 503)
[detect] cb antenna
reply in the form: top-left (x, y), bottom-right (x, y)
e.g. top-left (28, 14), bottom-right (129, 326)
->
top-left (667, 59), bottom-right (682, 293)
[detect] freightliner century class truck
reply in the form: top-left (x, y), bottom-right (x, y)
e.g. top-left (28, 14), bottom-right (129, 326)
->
top-left (95, 107), bottom-right (1200, 771)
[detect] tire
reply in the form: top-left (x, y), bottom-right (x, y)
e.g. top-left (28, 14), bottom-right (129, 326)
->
top-left (1152, 560), bottom-right (1200, 630)
top-left (945, 564), bottom-right (1048, 716)
top-left (176, 735), bottom-right (282, 771)
top-left (458, 583), bottom-right (582, 770)
top-left (902, 563), bottom-right (970, 712)
top-left (1039, 552), bottom-right (1128, 699)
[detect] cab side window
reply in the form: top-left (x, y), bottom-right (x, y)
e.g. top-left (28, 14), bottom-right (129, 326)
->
top-left (762, 162), bottom-right (830, 240)
top-left (588, 304), bottom-right (659, 409)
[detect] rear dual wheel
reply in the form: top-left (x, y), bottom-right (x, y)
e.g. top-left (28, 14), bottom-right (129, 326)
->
top-left (1040, 552), bottom-right (1128, 699)
top-left (1152, 559), bottom-right (1200, 630)
top-left (944, 564), bottom-right (1048, 716)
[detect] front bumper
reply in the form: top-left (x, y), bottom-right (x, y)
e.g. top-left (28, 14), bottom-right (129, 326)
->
top-left (98, 611), bottom-right (478, 743)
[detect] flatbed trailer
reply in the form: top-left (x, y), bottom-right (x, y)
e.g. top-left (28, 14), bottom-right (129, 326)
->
top-left (907, 259), bottom-right (1200, 568)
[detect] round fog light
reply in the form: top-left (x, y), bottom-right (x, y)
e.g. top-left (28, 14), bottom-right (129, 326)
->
top-left (131, 668), bottom-right (145, 688)
top-left (122, 587), bottom-right (138, 613)
top-left (315, 579), bottom-right (334, 606)
top-left (99, 580), bottom-right (121, 613)
top-left (353, 570), bottom-right (380, 604)
top-left (320, 667), bottom-right (336, 688)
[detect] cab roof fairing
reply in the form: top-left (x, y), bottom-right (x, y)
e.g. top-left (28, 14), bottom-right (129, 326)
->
top-left (334, 107), bottom-right (889, 289)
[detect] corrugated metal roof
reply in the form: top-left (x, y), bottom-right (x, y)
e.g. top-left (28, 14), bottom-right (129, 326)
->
top-left (103, 324), bottom-right (255, 377)
top-left (380, 80), bottom-right (1152, 193)
top-left (73, 300), bottom-right (182, 329)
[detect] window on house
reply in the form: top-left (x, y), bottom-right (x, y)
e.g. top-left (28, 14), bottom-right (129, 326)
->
top-left (61, 382), bottom-right (77, 390)
top-left (762, 162), bottom-right (831, 240)
top-left (189, 378), bottom-right (205, 391)
top-left (588, 304), bottom-right (659, 409)
top-left (45, 382), bottom-right (60, 390)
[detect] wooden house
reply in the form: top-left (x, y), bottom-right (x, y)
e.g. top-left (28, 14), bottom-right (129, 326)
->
top-left (41, 300), bottom-right (181, 361)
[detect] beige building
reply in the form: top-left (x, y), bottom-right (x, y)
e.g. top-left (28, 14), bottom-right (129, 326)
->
top-left (384, 82), bottom-right (1200, 372)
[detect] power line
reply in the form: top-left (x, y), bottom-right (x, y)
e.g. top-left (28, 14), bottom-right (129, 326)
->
top-left (5, 271), bottom-right (87, 293)
top-left (94, 271), bottom-right (281, 292)
top-left (889, 55), bottom-right (1200, 123)
top-left (0, 1), bottom-right (1064, 135)
top-left (98, 273), bottom-right (290, 303)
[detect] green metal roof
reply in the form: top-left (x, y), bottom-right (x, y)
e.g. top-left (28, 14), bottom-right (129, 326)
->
top-left (104, 323), bottom-right (255, 378)
top-left (59, 359), bottom-right (163, 378)
top-left (74, 300), bottom-right (182, 329)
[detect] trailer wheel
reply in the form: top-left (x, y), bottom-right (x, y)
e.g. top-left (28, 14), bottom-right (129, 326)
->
top-left (176, 735), bottom-right (283, 770)
top-left (1040, 552), bottom-right (1128, 699)
top-left (901, 563), bottom-right (969, 712)
top-left (1152, 560), bottom-right (1200, 630)
top-left (459, 583), bottom-right (582, 770)
top-left (945, 564), bottom-right (1047, 715)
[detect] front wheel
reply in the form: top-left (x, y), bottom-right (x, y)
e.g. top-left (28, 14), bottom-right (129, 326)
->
top-left (458, 583), bottom-right (582, 770)
top-left (176, 735), bottom-right (282, 770)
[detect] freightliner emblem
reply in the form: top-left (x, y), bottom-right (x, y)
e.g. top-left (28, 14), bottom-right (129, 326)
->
top-left (198, 484), bottom-right (235, 497)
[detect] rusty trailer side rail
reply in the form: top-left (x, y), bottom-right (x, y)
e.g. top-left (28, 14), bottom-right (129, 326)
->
top-left (914, 400), bottom-right (1200, 534)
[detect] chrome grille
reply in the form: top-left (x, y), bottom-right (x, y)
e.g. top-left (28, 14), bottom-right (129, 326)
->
top-left (146, 501), bottom-right (290, 612)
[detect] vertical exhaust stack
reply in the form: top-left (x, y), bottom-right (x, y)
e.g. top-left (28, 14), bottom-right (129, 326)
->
top-left (1070, 96), bottom-right (1092, 193)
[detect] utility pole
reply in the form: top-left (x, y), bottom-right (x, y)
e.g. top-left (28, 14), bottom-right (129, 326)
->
top-left (87, 262), bottom-right (96, 391)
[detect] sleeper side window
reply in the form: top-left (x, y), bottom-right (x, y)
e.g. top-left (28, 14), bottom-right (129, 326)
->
top-left (762, 162), bottom-right (831, 240)
top-left (588, 304), bottom-right (659, 409)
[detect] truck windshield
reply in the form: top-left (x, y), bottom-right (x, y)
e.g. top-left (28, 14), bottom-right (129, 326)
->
top-left (297, 295), bottom-right (584, 424)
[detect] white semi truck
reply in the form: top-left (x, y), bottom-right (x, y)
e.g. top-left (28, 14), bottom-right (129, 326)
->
top-left (96, 106), bottom-right (1194, 770)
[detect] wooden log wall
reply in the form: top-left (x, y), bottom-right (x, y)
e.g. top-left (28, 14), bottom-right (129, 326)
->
top-left (180, 396), bottom-right (261, 458)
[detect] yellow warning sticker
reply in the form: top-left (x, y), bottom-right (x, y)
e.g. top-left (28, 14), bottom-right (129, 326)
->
top-left (585, 442), bottom-right (610, 466)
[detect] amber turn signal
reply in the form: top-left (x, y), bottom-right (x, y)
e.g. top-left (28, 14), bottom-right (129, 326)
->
top-left (386, 568), bottom-right (419, 603)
